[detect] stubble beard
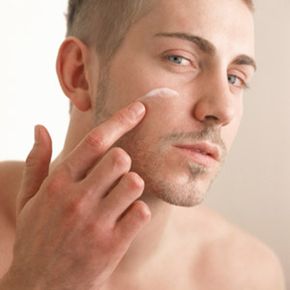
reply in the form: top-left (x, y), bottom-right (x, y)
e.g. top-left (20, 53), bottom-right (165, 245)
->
top-left (116, 131), bottom-right (225, 207)
top-left (93, 67), bottom-right (226, 208)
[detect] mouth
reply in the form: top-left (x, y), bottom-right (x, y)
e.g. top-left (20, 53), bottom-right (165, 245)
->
top-left (174, 142), bottom-right (221, 168)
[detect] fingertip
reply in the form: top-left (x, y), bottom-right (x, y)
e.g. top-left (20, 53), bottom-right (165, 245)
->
top-left (127, 200), bottom-right (151, 225)
top-left (128, 101), bottom-right (146, 116)
top-left (136, 200), bottom-right (152, 221)
top-left (35, 125), bottom-right (52, 148)
top-left (125, 101), bottom-right (146, 123)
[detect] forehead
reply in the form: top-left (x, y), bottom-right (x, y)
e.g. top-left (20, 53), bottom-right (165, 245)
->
top-left (133, 0), bottom-right (255, 58)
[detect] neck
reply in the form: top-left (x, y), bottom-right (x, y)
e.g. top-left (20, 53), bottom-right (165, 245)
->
top-left (116, 194), bottom-right (176, 273)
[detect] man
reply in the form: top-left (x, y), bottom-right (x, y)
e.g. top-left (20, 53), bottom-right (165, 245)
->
top-left (0, 0), bottom-right (286, 289)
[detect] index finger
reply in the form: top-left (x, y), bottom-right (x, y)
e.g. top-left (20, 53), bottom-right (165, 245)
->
top-left (63, 101), bottom-right (146, 180)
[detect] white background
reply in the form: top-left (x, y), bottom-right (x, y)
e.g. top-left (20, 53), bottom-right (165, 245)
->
top-left (0, 0), bottom-right (289, 287)
top-left (0, 1), bottom-right (69, 161)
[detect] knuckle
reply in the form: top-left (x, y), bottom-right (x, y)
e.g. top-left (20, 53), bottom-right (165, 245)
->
top-left (85, 132), bottom-right (106, 152)
top-left (64, 196), bottom-right (85, 218)
top-left (115, 111), bottom-right (133, 126)
top-left (45, 175), bottom-right (64, 194)
top-left (110, 148), bottom-right (131, 170)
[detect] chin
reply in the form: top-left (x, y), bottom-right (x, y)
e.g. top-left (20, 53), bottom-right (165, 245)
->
top-left (131, 151), bottom-right (217, 207)
top-left (140, 171), bottom-right (213, 207)
top-left (128, 154), bottom-right (216, 208)
top-left (154, 187), bottom-right (206, 207)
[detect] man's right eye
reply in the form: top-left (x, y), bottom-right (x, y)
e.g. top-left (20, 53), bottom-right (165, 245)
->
top-left (166, 55), bottom-right (192, 66)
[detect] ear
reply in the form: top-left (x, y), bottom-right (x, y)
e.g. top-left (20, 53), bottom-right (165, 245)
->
top-left (56, 37), bottom-right (93, 112)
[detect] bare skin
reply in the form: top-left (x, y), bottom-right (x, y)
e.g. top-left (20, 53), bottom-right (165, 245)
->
top-left (0, 0), bottom-right (286, 289)
top-left (0, 158), bottom-right (285, 290)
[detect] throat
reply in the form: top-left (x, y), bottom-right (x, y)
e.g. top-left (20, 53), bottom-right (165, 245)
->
top-left (113, 194), bottom-right (175, 276)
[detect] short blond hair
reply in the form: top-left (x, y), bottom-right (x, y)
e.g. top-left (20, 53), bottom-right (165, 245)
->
top-left (66, 0), bottom-right (254, 60)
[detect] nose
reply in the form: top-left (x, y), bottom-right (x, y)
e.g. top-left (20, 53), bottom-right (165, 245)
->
top-left (192, 72), bottom-right (236, 127)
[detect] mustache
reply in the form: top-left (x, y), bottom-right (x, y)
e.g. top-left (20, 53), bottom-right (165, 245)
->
top-left (161, 126), bottom-right (227, 158)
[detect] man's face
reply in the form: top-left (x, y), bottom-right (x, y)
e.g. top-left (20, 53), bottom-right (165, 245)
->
top-left (89, 0), bottom-right (255, 206)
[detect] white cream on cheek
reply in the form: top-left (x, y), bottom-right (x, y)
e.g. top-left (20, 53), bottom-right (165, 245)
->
top-left (134, 88), bottom-right (181, 129)
top-left (137, 88), bottom-right (180, 102)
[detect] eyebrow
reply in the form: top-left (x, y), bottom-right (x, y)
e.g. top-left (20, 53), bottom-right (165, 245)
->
top-left (154, 32), bottom-right (257, 71)
top-left (155, 32), bottom-right (216, 55)
top-left (232, 55), bottom-right (257, 71)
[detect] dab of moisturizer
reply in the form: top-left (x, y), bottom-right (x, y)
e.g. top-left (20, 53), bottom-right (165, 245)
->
top-left (138, 88), bottom-right (180, 102)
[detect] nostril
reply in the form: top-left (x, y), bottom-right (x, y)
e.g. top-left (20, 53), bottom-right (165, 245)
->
top-left (204, 115), bottom-right (219, 122)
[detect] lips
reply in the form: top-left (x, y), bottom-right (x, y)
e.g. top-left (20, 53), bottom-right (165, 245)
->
top-left (174, 142), bottom-right (221, 167)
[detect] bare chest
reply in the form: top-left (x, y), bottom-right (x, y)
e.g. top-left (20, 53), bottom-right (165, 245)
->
top-left (0, 231), bottom-right (241, 290)
top-left (102, 265), bottom-right (236, 290)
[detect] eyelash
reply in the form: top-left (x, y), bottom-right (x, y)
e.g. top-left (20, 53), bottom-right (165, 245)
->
top-left (228, 74), bottom-right (250, 90)
top-left (165, 55), bottom-right (192, 66)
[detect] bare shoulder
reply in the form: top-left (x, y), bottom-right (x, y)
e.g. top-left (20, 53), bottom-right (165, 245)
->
top-left (224, 220), bottom-right (285, 289)
top-left (0, 161), bottom-right (24, 192)
top-left (189, 206), bottom-right (286, 290)
top-left (0, 161), bottom-right (25, 221)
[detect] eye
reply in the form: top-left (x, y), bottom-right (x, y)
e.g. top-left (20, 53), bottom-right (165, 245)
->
top-left (166, 55), bottom-right (191, 66)
top-left (228, 74), bottom-right (248, 89)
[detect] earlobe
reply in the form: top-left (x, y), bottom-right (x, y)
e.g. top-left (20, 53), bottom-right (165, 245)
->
top-left (56, 37), bottom-right (92, 112)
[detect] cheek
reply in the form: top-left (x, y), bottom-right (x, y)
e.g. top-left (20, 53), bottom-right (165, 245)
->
top-left (222, 97), bottom-right (243, 148)
top-left (108, 54), bottom-right (184, 107)
top-left (221, 114), bottom-right (242, 150)
top-left (141, 98), bottom-right (177, 131)
top-left (141, 89), bottom-right (193, 129)
top-left (130, 96), bottom-right (185, 147)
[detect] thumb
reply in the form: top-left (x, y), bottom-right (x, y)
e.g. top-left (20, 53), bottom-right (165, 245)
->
top-left (17, 125), bottom-right (52, 215)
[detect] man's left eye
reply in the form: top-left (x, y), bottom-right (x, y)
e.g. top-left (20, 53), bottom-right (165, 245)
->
top-left (228, 74), bottom-right (245, 88)
top-left (166, 55), bottom-right (191, 66)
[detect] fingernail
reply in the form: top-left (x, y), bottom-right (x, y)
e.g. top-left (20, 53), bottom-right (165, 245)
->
top-left (129, 102), bottom-right (146, 117)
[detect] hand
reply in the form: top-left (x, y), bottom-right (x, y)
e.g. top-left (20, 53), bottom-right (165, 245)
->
top-left (3, 101), bottom-right (151, 290)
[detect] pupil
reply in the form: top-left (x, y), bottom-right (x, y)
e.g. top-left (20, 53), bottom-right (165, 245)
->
top-left (228, 75), bottom-right (236, 84)
top-left (170, 56), bottom-right (182, 64)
